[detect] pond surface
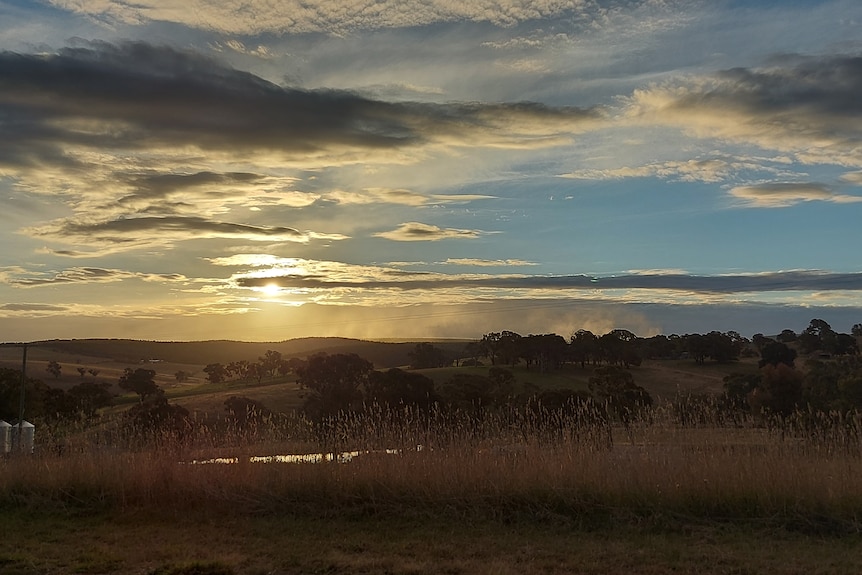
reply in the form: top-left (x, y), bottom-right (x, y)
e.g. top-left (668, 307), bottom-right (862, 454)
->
top-left (189, 448), bottom-right (403, 465)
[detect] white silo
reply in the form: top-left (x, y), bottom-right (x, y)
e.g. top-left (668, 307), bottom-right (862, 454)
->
top-left (0, 420), bottom-right (11, 454)
top-left (11, 420), bottom-right (35, 454)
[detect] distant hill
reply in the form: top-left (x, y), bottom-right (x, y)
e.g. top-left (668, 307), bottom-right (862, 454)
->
top-left (3, 338), bottom-right (472, 369)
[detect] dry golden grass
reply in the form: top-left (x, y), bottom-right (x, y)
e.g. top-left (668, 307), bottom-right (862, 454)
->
top-left (3, 403), bottom-right (862, 574)
top-left (3, 403), bottom-right (862, 535)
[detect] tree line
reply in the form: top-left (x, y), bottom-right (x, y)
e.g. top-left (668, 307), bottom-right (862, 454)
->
top-left (1, 318), bottom-right (859, 442)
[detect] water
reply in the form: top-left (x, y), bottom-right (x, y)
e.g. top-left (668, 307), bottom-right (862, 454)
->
top-left (189, 448), bottom-right (404, 465)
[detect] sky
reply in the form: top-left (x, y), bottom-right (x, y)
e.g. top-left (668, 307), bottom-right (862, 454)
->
top-left (1, 0), bottom-right (862, 343)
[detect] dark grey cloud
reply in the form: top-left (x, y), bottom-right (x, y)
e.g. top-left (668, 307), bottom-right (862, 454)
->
top-left (0, 41), bottom-right (597, 167)
top-left (631, 54), bottom-right (862, 165)
top-left (0, 303), bottom-right (69, 311)
top-left (729, 182), bottom-right (862, 207)
top-left (31, 216), bottom-right (317, 245)
top-left (712, 54), bottom-right (862, 120)
top-left (237, 270), bottom-right (862, 293)
top-left (118, 171), bottom-right (264, 204)
top-left (4, 266), bottom-right (187, 287)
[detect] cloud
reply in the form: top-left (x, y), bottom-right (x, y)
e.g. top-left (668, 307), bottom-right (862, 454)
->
top-left (625, 54), bottom-right (862, 167)
top-left (116, 171), bottom-right (309, 208)
top-left (841, 171), bottom-right (862, 185)
top-left (0, 303), bottom-right (70, 312)
top-left (0, 42), bottom-right (598, 167)
top-left (1, 266), bottom-right (190, 288)
top-left (559, 156), bottom-right (796, 184)
top-left (208, 39), bottom-right (276, 59)
top-left (27, 216), bottom-right (347, 254)
top-left (44, 0), bottom-right (660, 36)
top-left (235, 268), bottom-right (862, 294)
top-left (322, 188), bottom-right (494, 206)
top-left (728, 182), bottom-right (862, 208)
top-left (443, 258), bottom-right (539, 267)
top-left (0, 41), bottom-right (599, 254)
top-left (373, 222), bottom-right (492, 241)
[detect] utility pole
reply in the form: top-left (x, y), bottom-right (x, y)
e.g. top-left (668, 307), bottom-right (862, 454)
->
top-left (17, 343), bottom-right (28, 452)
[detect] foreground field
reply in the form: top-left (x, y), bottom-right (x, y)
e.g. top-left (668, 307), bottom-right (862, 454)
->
top-left (4, 510), bottom-right (862, 575)
top-left (3, 408), bottom-right (862, 574)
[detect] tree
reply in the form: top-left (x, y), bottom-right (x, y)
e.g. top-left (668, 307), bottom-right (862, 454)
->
top-left (462, 341), bottom-right (483, 366)
top-left (248, 362), bottom-right (265, 385)
top-left (749, 363), bottom-right (803, 416)
top-left (522, 334), bottom-right (567, 372)
top-left (479, 331), bottom-right (521, 367)
top-left (777, 329), bottom-right (798, 343)
top-left (76, 367), bottom-right (86, 379)
top-left (588, 365), bottom-right (652, 424)
top-left (0, 368), bottom-right (49, 422)
top-left (124, 395), bottom-right (191, 440)
top-left (118, 368), bottom-right (161, 403)
top-left (366, 368), bottom-right (438, 409)
top-left (799, 318), bottom-right (836, 354)
top-left (67, 381), bottom-right (113, 420)
top-left (599, 330), bottom-right (641, 367)
top-left (479, 332), bottom-right (502, 365)
top-left (46, 360), bottom-right (62, 379)
top-left (174, 370), bottom-right (190, 383)
top-left (831, 333), bottom-right (858, 356)
top-left (852, 323), bottom-right (862, 337)
top-left (437, 372), bottom-right (508, 416)
top-left (277, 359), bottom-right (293, 377)
top-left (297, 353), bottom-right (374, 419)
top-left (87, 368), bottom-right (100, 379)
top-left (723, 372), bottom-right (761, 411)
top-left (259, 350), bottom-right (283, 378)
top-left (224, 396), bottom-right (275, 430)
top-left (758, 340), bottom-right (797, 368)
top-left (203, 363), bottom-right (227, 384)
top-left (408, 342), bottom-right (447, 369)
top-left (570, 330), bottom-right (599, 368)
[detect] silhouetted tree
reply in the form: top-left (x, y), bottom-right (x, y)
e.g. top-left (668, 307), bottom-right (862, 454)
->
top-left (224, 395), bottom-right (275, 431)
top-left (203, 362), bottom-right (227, 383)
top-left (260, 350), bottom-right (283, 378)
top-left (366, 368), bottom-right (438, 409)
top-left (124, 395), bottom-right (191, 441)
top-left (0, 368), bottom-right (48, 422)
top-left (599, 329), bottom-right (641, 367)
top-left (118, 368), bottom-right (161, 404)
top-left (758, 340), bottom-right (797, 368)
top-left (408, 342), bottom-right (448, 369)
top-left (67, 381), bottom-right (113, 420)
top-left (46, 360), bottom-right (62, 379)
top-left (462, 341), bottom-right (482, 366)
top-left (799, 318), bottom-right (835, 354)
top-left (522, 333), bottom-right (567, 372)
top-left (723, 372), bottom-right (761, 411)
top-left (749, 363), bottom-right (803, 416)
top-left (570, 330), bottom-right (599, 368)
top-left (297, 353), bottom-right (374, 419)
top-left (588, 365), bottom-right (652, 424)
top-left (777, 329), bottom-right (798, 342)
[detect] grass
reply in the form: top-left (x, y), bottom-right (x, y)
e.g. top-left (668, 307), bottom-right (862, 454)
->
top-left (3, 509), bottom-right (862, 575)
top-left (3, 363), bottom-right (862, 574)
top-left (5, 406), bottom-right (862, 526)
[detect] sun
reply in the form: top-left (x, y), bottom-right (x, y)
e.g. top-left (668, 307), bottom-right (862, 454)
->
top-left (260, 283), bottom-right (281, 296)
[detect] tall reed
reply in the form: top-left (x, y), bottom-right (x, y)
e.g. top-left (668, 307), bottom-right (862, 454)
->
top-left (2, 400), bottom-right (861, 532)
